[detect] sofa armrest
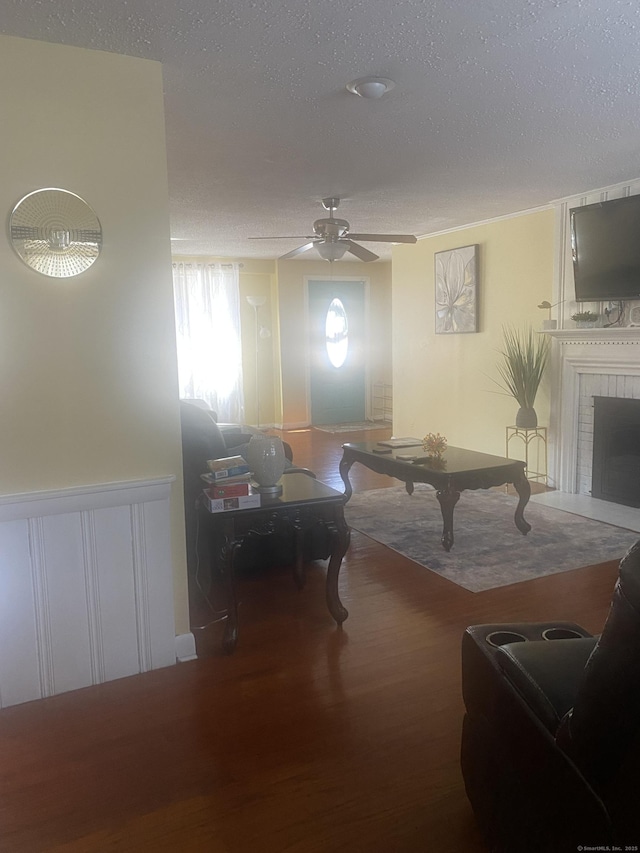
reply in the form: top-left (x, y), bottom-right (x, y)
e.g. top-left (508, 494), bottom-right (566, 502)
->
top-left (223, 433), bottom-right (257, 451)
top-left (283, 466), bottom-right (316, 478)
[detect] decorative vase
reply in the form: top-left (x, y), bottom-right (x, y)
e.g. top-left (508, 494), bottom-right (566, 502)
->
top-left (515, 407), bottom-right (538, 429)
top-left (245, 434), bottom-right (286, 495)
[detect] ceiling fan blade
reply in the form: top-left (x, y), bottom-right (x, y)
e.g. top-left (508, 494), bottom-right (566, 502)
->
top-left (345, 241), bottom-right (379, 262)
top-left (249, 235), bottom-right (315, 240)
top-left (279, 242), bottom-right (316, 260)
top-left (347, 233), bottom-right (417, 244)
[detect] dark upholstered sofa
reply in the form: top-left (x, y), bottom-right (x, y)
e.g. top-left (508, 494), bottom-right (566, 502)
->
top-left (460, 539), bottom-right (640, 852)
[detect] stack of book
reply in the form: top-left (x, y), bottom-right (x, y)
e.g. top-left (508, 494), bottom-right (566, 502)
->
top-left (202, 481), bottom-right (261, 513)
top-left (205, 455), bottom-right (251, 480)
top-left (201, 456), bottom-right (259, 512)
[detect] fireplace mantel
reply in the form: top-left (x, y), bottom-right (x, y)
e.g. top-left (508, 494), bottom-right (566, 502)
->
top-left (545, 328), bottom-right (640, 344)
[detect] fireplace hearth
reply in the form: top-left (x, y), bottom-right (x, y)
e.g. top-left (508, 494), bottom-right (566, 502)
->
top-left (592, 396), bottom-right (640, 508)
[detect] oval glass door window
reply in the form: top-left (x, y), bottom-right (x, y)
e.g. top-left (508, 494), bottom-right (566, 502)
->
top-left (325, 298), bottom-right (349, 368)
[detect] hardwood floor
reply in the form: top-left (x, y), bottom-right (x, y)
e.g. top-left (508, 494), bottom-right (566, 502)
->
top-left (0, 426), bottom-right (624, 852)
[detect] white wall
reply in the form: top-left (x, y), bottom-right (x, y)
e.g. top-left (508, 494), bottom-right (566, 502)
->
top-left (0, 36), bottom-right (189, 638)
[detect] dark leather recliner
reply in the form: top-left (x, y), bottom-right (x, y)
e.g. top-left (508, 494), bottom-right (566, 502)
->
top-left (460, 539), bottom-right (640, 852)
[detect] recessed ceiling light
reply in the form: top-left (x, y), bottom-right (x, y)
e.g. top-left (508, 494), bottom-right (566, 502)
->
top-left (346, 77), bottom-right (395, 99)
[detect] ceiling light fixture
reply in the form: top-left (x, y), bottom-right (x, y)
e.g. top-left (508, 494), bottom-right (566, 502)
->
top-left (346, 77), bottom-right (395, 100)
top-left (316, 240), bottom-right (349, 261)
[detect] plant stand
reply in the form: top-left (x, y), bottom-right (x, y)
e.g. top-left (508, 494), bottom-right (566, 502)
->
top-left (506, 426), bottom-right (547, 484)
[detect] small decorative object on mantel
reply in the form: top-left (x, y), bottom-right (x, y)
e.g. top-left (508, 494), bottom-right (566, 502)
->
top-left (491, 325), bottom-right (550, 429)
top-left (571, 310), bottom-right (599, 329)
top-left (537, 300), bottom-right (564, 330)
top-left (245, 433), bottom-right (286, 496)
top-left (422, 432), bottom-right (448, 458)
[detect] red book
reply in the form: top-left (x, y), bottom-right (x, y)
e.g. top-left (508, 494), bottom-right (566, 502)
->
top-left (207, 482), bottom-right (251, 499)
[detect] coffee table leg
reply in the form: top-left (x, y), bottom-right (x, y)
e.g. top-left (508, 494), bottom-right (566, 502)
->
top-left (436, 486), bottom-right (460, 552)
top-left (512, 471), bottom-right (532, 535)
top-left (326, 508), bottom-right (350, 625)
top-left (339, 453), bottom-right (354, 501)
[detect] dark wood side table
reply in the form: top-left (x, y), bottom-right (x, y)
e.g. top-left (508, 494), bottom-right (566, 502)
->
top-left (199, 473), bottom-right (350, 653)
top-left (339, 442), bottom-right (531, 552)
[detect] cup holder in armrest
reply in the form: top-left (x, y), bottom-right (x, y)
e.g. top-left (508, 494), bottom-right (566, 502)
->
top-left (486, 631), bottom-right (528, 647)
top-left (541, 627), bottom-right (584, 641)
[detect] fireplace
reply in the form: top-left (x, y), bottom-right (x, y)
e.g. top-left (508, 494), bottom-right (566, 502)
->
top-left (545, 328), bottom-right (640, 496)
top-left (592, 396), bottom-right (640, 507)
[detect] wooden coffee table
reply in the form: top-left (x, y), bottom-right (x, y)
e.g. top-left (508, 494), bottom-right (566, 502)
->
top-left (339, 442), bottom-right (531, 552)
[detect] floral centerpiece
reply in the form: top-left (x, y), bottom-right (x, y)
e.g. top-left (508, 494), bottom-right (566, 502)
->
top-left (423, 432), bottom-right (447, 457)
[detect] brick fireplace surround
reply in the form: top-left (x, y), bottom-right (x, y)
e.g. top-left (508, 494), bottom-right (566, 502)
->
top-left (531, 328), bottom-right (640, 531)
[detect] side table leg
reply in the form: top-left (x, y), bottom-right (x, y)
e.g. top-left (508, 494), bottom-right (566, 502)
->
top-left (339, 453), bottom-right (354, 502)
top-left (436, 486), bottom-right (460, 552)
top-left (326, 508), bottom-right (350, 625)
top-left (220, 519), bottom-right (240, 654)
top-left (512, 471), bottom-right (532, 536)
top-left (292, 511), bottom-right (306, 589)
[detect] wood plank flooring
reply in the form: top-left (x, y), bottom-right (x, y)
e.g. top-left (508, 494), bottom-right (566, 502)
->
top-left (0, 426), bottom-right (625, 852)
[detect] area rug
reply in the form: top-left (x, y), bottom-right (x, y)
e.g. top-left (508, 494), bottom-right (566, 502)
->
top-left (313, 422), bottom-right (389, 434)
top-left (344, 484), bottom-right (640, 591)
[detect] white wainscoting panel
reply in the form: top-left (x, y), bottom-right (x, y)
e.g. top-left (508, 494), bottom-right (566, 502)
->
top-left (0, 477), bottom-right (177, 709)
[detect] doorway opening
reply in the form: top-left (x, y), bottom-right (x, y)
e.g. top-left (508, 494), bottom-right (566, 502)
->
top-left (308, 279), bottom-right (366, 425)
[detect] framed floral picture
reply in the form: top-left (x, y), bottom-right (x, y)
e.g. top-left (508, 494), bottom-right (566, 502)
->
top-left (434, 244), bottom-right (478, 334)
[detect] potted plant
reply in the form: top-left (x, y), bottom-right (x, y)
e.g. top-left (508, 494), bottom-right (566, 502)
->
top-left (493, 325), bottom-right (550, 428)
top-left (571, 310), bottom-right (599, 328)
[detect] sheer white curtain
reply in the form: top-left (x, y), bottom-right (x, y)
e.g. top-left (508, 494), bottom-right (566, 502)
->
top-left (172, 262), bottom-right (244, 422)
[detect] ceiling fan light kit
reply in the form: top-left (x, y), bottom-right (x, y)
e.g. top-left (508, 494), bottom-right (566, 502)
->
top-left (248, 197), bottom-right (416, 263)
top-left (346, 77), bottom-right (395, 99)
top-left (316, 240), bottom-right (349, 261)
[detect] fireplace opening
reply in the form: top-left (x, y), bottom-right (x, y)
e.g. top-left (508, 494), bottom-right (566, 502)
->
top-left (592, 396), bottom-right (640, 507)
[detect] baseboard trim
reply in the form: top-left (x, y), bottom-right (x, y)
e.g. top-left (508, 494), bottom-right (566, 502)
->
top-left (175, 632), bottom-right (197, 662)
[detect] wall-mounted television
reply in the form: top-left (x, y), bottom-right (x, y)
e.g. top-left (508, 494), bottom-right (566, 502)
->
top-left (570, 194), bottom-right (640, 302)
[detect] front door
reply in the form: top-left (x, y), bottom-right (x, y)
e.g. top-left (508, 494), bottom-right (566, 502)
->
top-left (309, 279), bottom-right (366, 424)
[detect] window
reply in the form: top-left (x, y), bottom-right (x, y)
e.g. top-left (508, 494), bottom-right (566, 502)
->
top-left (325, 297), bottom-right (349, 368)
top-left (172, 262), bottom-right (244, 422)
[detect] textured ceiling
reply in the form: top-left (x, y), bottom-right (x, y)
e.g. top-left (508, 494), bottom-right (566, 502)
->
top-left (3, 0), bottom-right (640, 261)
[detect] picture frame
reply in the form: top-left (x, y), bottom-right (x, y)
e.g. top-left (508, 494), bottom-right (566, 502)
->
top-left (435, 244), bottom-right (478, 334)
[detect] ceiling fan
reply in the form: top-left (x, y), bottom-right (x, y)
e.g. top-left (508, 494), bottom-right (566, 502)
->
top-left (249, 197), bottom-right (417, 262)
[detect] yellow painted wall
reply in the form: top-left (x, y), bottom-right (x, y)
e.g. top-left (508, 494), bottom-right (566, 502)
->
top-left (276, 258), bottom-right (392, 427)
top-left (0, 36), bottom-right (189, 633)
top-left (239, 261), bottom-right (278, 427)
top-left (392, 209), bottom-right (555, 456)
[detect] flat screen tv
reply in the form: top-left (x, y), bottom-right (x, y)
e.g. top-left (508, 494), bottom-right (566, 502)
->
top-left (570, 194), bottom-right (640, 302)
